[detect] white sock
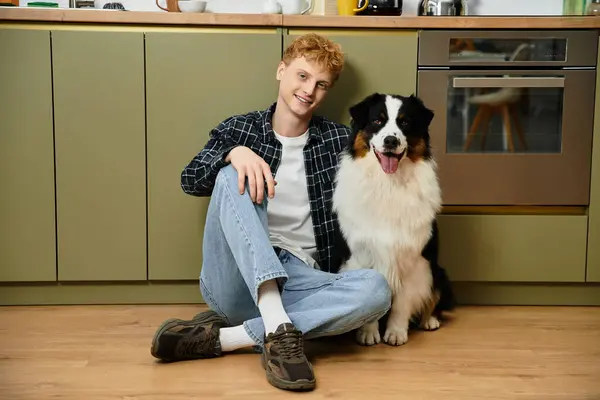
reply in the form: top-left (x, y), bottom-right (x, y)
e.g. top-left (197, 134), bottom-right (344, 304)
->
top-left (219, 325), bottom-right (256, 352)
top-left (257, 278), bottom-right (292, 335)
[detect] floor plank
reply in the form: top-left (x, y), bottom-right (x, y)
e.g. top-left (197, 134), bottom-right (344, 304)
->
top-left (1, 305), bottom-right (599, 399)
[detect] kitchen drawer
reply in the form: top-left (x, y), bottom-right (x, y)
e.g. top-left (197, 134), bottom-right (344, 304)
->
top-left (437, 214), bottom-right (588, 282)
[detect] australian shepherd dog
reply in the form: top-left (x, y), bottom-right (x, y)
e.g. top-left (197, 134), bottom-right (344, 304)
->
top-left (331, 93), bottom-right (456, 346)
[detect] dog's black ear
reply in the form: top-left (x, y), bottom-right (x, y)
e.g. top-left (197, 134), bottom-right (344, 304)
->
top-left (349, 93), bottom-right (382, 130)
top-left (408, 94), bottom-right (434, 128)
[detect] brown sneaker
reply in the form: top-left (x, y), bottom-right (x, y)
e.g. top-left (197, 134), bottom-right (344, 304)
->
top-left (261, 323), bottom-right (316, 391)
top-left (150, 310), bottom-right (227, 362)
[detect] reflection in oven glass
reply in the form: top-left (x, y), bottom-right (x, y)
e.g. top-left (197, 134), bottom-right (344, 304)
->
top-left (446, 77), bottom-right (564, 154)
top-left (448, 37), bottom-right (567, 63)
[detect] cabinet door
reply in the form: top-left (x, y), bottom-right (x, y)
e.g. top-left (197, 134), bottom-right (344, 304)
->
top-left (52, 30), bottom-right (146, 281)
top-left (284, 29), bottom-right (419, 125)
top-left (0, 29), bottom-right (56, 282)
top-left (438, 214), bottom-right (588, 282)
top-left (146, 29), bottom-right (281, 280)
top-left (587, 42), bottom-right (600, 283)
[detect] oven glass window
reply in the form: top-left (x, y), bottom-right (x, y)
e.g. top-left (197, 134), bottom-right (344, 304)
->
top-left (446, 74), bottom-right (564, 154)
top-left (448, 38), bottom-right (567, 63)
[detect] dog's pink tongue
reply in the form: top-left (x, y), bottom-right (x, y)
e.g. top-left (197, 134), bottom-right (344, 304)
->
top-left (379, 154), bottom-right (399, 174)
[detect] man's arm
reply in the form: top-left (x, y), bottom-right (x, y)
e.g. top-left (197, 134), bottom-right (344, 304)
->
top-left (180, 118), bottom-right (239, 197)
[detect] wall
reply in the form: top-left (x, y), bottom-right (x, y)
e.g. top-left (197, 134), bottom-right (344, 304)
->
top-left (18, 0), bottom-right (566, 15)
top-left (451, 0), bottom-right (564, 16)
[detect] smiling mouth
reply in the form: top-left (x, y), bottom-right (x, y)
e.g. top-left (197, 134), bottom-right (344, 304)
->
top-left (374, 148), bottom-right (405, 174)
top-left (295, 94), bottom-right (313, 105)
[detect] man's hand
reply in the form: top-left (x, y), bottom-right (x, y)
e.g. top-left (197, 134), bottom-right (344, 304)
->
top-left (226, 146), bottom-right (276, 203)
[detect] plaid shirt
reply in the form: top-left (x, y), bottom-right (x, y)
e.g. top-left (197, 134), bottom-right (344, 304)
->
top-left (181, 102), bottom-right (351, 273)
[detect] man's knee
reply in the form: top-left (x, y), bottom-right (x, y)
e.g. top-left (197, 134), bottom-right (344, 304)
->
top-left (214, 164), bottom-right (238, 190)
top-left (353, 269), bottom-right (392, 315)
top-left (212, 164), bottom-right (254, 206)
top-left (214, 164), bottom-right (270, 215)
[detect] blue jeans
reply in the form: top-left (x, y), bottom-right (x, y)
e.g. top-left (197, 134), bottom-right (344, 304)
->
top-left (199, 165), bottom-right (392, 347)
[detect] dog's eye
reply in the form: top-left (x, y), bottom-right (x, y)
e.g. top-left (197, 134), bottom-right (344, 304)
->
top-left (400, 120), bottom-right (409, 129)
top-left (373, 119), bottom-right (382, 125)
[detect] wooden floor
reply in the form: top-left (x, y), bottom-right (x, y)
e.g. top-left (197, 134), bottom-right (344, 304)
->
top-left (1, 304), bottom-right (600, 399)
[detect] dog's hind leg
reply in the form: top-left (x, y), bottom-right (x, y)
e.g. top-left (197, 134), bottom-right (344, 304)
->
top-left (418, 291), bottom-right (441, 331)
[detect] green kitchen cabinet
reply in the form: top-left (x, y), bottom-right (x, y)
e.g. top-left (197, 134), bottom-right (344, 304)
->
top-left (587, 41), bottom-right (600, 283)
top-left (145, 28), bottom-right (281, 280)
top-left (284, 29), bottom-right (419, 125)
top-left (0, 28), bottom-right (57, 282)
top-left (52, 30), bottom-right (147, 281)
top-left (437, 214), bottom-right (588, 282)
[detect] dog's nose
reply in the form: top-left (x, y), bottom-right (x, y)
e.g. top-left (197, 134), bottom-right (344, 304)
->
top-left (384, 136), bottom-right (399, 148)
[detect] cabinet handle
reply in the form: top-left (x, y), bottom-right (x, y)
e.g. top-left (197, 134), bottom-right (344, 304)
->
top-left (452, 77), bottom-right (565, 88)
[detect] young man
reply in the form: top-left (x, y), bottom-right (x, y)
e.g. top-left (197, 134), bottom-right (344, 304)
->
top-left (150, 33), bottom-right (392, 391)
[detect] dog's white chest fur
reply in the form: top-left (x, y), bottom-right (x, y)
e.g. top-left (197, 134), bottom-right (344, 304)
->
top-left (333, 152), bottom-right (442, 293)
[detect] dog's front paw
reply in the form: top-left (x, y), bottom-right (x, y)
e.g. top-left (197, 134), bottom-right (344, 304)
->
top-left (421, 316), bottom-right (440, 331)
top-left (383, 327), bottom-right (408, 346)
top-left (356, 323), bottom-right (381, 346)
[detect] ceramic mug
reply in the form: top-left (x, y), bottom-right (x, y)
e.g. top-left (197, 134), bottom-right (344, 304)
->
top-left (156, 0), bottom-right (180, 11)
top-left (279, 0), bottom-right (312, 14)
top-left (337, 0), bottom-right (368, 15)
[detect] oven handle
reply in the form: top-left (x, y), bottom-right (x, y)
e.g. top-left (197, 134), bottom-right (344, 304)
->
top-left (452, 76), bottom-right (565, 88)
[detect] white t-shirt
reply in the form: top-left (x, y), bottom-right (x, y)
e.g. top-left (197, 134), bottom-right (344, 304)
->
top-left (267, 129), bottom-right (318, 268)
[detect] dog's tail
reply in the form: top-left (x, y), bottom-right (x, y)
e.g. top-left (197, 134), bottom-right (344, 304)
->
top-left (424, 219), bottom-right (457, 313)
top-left (433, 265), bottom-right (457, 313)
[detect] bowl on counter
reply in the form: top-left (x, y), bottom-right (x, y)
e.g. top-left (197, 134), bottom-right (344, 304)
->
top-left (178, 0), bottom-right (206, 12)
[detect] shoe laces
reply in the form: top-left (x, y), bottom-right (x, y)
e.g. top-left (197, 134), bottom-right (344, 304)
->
top-left (180, 328), bottom-right (216, 357)
top-left (274, 329), bottom-right (304, 360)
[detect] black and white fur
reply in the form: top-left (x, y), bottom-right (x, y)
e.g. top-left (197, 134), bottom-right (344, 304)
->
top-left (330, 93), bottom-right (455, 346)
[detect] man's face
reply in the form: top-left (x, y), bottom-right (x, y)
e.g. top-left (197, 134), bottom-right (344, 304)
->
top-left (276, 56), bottom-right (334, 119)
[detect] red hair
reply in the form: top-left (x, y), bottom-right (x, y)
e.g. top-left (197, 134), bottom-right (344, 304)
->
top-left (282, 33), bottom-right (345, 82)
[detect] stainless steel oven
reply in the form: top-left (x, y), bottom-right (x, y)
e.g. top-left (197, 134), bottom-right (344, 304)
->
top-left (417, 30), bottom-right (598, 205)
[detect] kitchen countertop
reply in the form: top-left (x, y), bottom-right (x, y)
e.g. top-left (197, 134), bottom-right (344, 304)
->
top-left (2, 7), bottom-right (600, 29)
top-left (282, 14), bottom-right (600, 29)
top-left (0, 7), bottom-right (283, 26)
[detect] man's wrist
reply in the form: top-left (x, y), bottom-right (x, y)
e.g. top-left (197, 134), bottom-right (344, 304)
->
top-left (223, 145), bottom-right (238, 163)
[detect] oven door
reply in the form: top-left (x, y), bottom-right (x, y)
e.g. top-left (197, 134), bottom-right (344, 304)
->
top-left (417, 69), bottom-right (596, 206)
